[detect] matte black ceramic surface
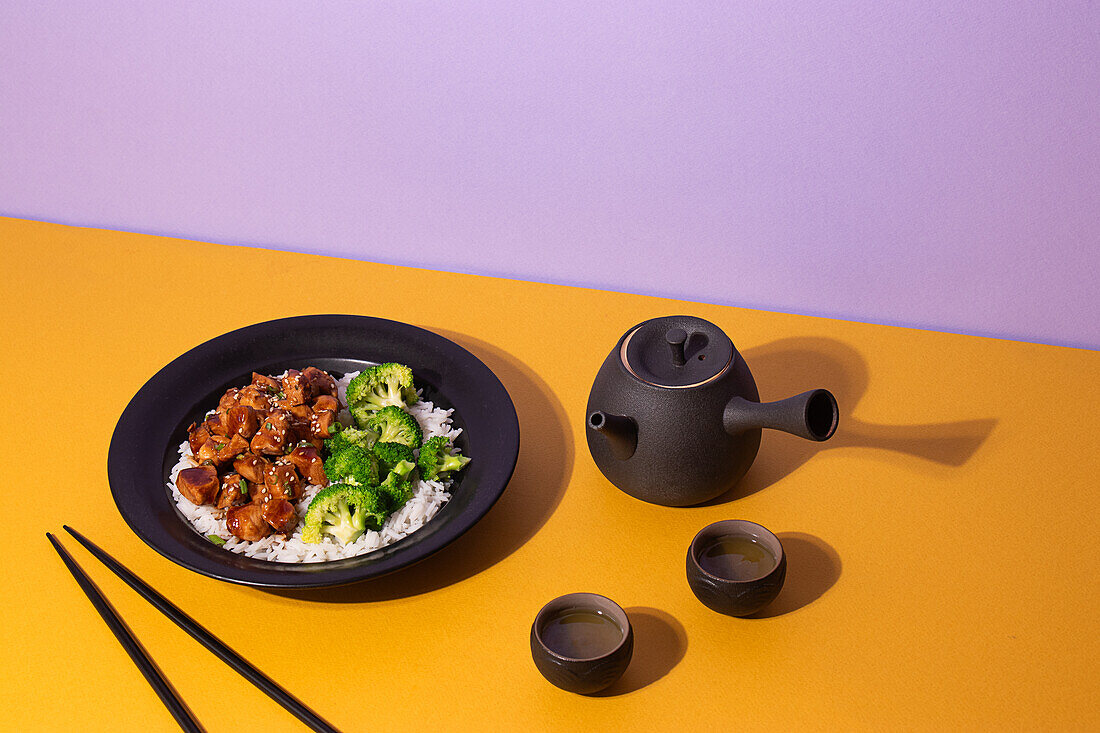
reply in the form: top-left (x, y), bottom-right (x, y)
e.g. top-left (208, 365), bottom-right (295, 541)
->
top-left (586, 315), bottom-right (839, 506)
top-left (686, 520), bottom-right (787, 617)
top-left (108, 315), bottom-right (520, 589)
top-left (530, 593), bottom-right (634, 694)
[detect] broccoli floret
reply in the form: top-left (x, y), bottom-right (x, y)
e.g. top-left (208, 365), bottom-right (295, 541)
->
top-left (322, 445), bottom-right (380, 487)
top-left (373, 441), bottom-right (416, 475)
top-left (378, 466), bottom-right (415, 512)
top-left (349, 402), bottom-right (375, 431)
top-left (418, 436), bottom-right (470, 480)
top-left (300, 483), bottom-right (386, 544)
top-left (363, 405), bottom-right (422, 448)
top-left (346, 363), bottom-right (418, 414)
top-left (324, 426), bottom-right (379, 455)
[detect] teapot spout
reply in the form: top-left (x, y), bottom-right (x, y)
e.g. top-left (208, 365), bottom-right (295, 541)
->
top-left (587, 411), bottom-right (638, 460)
top-left (723, 389), bottom-right (838, 442)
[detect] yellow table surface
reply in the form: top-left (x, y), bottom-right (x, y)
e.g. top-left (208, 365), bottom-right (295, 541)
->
top-left (2, 217), bottom-right (1098, 731)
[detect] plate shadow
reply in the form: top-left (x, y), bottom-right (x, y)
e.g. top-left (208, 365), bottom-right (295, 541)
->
top-left (705, 337), bottom-right (997, 503)
top-left (592, 607), bottom-right (687, 696)
top-left (747, 532), bottom-right (841, 618)
top-left (269, 331), bottom-right (572, 602)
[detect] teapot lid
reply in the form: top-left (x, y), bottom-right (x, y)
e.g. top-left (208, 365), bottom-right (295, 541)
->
top-left (619, 315), bottom-right (734, 388)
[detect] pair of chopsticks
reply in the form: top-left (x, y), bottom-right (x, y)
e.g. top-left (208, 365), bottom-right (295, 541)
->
top-left (47, 527), bottom-right (339, 733)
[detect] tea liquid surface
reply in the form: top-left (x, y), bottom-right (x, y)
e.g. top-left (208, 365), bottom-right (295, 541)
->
top-left (541, 609), bottom-right (623, 659)
top-left (699, 535), bottom-right (777, 580)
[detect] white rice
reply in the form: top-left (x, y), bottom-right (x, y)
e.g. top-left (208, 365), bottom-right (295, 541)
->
top-left (168, 371), bottom-right (462, 563)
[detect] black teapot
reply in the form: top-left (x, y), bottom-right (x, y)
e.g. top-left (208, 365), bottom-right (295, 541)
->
top-left (585, 315), bottom-right (838, 506)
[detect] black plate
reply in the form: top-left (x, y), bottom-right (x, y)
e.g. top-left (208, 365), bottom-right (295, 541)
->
top-left (108, 315), bottom-right (520, 588)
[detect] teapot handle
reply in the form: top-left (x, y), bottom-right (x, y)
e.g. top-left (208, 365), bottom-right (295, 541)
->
top-left (723, 389), bottom-right (838, 442)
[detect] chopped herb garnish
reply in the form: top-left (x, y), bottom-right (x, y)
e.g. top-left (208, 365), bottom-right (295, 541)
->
top-left (239, 478), bottom-right (248, 497)
top-left (277, 391), bottom-right (286, 399)
top-left (264, 422), bottom-right (272, 430)
top-left (207, 535), bottom-right (227, 546)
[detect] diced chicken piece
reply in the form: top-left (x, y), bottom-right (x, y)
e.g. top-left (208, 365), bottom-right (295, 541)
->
top-left (309, 410), bottom-right (340, 440)
top-left (215, 473), bottom-right (249, 509)
top-left (187, 422), bottom-right (211, 456)
top-left (176, 466), bottom-right (220, 506)
top-left (312, 394), bottom-right (339, 413)
top-left (249, 410), bottom-right (293, 455)
top-left (249, 481), bottom-right (271, 505)
top-left (223, 405), bottom-right (260, 439)
top-left (195, 433), bottom-right (246, 468)
top-left (194, 438), bottom-right (220, 466)
top-left (261, 498), bottom-right (298, 535)
top-left (237, 385), bottom-right (273, 411)
top-left (251, 372), bottom-right (281, 395)
top-left (280, 369), bottom-right (308, 405)
top-left (203, 412), bottom-right (227, 437)
top-left (214, 433), bottom-right (249, 464)
top-left (287, 444), bottom-right (328, 486)
top-left (226, 504), bottom-right (272, 541)
top-left (302, 367), bottom-right (337, 399)
top-left (218, 388), bottom-right (242, 411)
top-left (279, 403), bottom-right (312, 421)
top-left (264, 462), bottom-right (302, 501)
top-left (233, 453), bottom-right (270, 484)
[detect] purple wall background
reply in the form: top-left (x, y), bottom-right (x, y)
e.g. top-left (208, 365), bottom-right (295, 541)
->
top-left (2, 2), bottom-right (1097, 349)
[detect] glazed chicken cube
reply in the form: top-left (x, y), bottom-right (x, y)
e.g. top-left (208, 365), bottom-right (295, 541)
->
top-left (236, 385), bottom-right (273, 411)
top-left (214, 433), bottom-right (249, 464)
top-left (261, 498), bottom-right (298, 535)
top-left (302, 367), bottom-right (337, 399)
top-left (187, 422), bottom-right (211, 456)
top-left (251, 372), bottom-right (281, 395)
top-left (203, 412), bottom-right (227, 437)
top-left (312, 394), bottom-right (339, 413)
top-left (222, 405), bottom-right (260, 439)
top-left (195, 434), bottom-right (246, 468)
top-left (309, 409), bottom-right (340, 441)
top-left (177, 466), bottom-right (220, 506)
top-left (250, 410), bottom-right (293, 455)
top-left (218, 388), bottom-right (242, 411)
top-left (226, 504), bottom-right (272, 541)
top-left (264, 462), bottom-right (302, 501)
top-left (232, 453), bottom-right (270, 484)
top-left (215, 473), bottom-right (250, 509)
top-left (287, 444), bottom-right (328, 486)
top-left (280, 403), bottom-right (312, 421)
top-left (280, 369), bottom-right (309, 405)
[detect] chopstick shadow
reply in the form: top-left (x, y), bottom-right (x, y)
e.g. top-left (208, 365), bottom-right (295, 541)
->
top-left (704, 337), bottom-right (998, 504)
top-left (746, 533), bottom-right (841, 618)
top-left (269, 331), bottom-right (572, 602)
top-left (591, 607), bottom-right (687, 696)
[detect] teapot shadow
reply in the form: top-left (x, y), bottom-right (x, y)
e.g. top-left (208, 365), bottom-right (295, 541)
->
top-left (591, 607), bottom-right (687, 696)
top-left (747, 533), bottom-right (840, 618)
top-left (267, 331), bottom-right (572, 603)
top-left (705, 338), bottom-right (997, 504)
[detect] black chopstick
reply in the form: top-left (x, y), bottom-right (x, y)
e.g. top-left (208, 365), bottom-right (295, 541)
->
top-left (63, 526), bottom-right (339, 733)
top-left (46, 533), bottom-right (204, 733)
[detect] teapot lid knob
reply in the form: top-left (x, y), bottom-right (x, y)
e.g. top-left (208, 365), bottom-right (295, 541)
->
top-left (665, 327), bottom-right (688, 366)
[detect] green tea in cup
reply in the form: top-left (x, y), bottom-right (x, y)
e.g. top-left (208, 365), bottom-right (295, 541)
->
top-left (698, 534), bottom-right (777, 581)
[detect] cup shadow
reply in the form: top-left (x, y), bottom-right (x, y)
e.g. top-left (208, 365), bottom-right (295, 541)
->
top-left (747, 532), bottom-right (841, 618)
top-left (706, 337), bottom-right (998, 503)
top-left (267, 331), bottom-right (572, 603)
top-left (592, 607), bottom-right (687, 696)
